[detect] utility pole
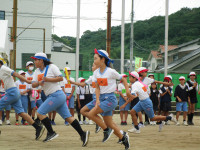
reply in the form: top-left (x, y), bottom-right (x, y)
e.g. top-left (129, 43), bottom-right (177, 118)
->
top-left (11, 0), bottom-right (18, 71)
top-left (130, 0), bottom-right (134, 71)
top-left (43, 28), bottom-right (45, 53)
top-left (121, 0), bottom-right (125, 74)
top-left (164, 0), bottom-right (169, 76)
top-left (106, 0), bottom-right (112, 56)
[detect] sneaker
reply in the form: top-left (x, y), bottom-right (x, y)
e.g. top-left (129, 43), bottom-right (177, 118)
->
top-left (35, 118), bottom-right (41, 126)
top-left (23, 121), bottom-right (29, 126)
top-left (51, 121), bottom-right (56, 125)
top-left (117, 131), bottom-right (127, 144)
top-left (43, 132), bottom-right (59, 142)
top-left (165, 121), bottom-right (170, 125)
top-left (183, 121), bottom-right (188, 126)
top-left (0, 120), bottom-right (2, 125)
top-left (121, 121), bottom-right (124, 125)
top-left (95, 124), bottom-right (101, 133)
top-left (6, 120), bottom-right (11, 125)
top-left (176, 122), bottom-right (180, 126)
top-left (15, 121), bottom-right (19, 126)
top-left (138, 123), bottom-right (145, 128)
top-left (35, 126), bottom-right (45, 140)
top-left (169, 114), bottom-right (176, 123)
top-left (83, 120), bottom-right (89, 125)
top-left (128, 128), bottom-right (140, 134)
top-left (102, 128), bottom-right (114, 142)
top-left (65, 121), bottom-right (69, 126)
top-left (122, 134), bottom-right (130, 150)
top-left (191, 122), bottom-right (194, 125)
top-left (144, 121), bottom-right (150, 125)
top-left (158, 121), bottom-right (164, 132)
top-left (124, 121), bottom-right (127, 125)
top-left (79, 121), bottom-right (83, 125)
top-left (81, 131), bottom-right (90, 147)
top-left (88, 120), bottom-right (93, 125)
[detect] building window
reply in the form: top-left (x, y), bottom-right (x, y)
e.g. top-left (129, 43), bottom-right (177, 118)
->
top-left (173, 55), bottom-right (178, 61)
top-left (0, 10), bottom-right (5, 20)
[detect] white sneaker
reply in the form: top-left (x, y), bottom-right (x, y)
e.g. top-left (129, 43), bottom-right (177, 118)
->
top-left (158, 121), bottom-right (164, 132)
top-left (176, 122), bottom-right (180, 126)
top-left (150, 121), bottom-right (153, 125)
top-left (153, 121), bottom-right (157, 125)
top-left (138, 123), bottom-right (145, 128)
top-left (165, 121), bottom-right (170, 125)
top-left (88, 120), bottom-right (93, 125)
top-left (169, 114), bottom-right (176, 123)
top-left (183, 121), bottom-right (188, 126)
top-left (0, 120), bottom-right (2, 125)
top-left (128, 128), bottom-right (140, 134)
top-left (79, 121), bottom-right (83, 125)
top-left (6, 120), bottom-right (11, 125)
top-left (83, 120), bottom-right (89, 125)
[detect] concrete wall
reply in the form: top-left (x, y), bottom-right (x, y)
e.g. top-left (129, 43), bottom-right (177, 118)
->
top-left (0, 0), bottom-right (52, 68)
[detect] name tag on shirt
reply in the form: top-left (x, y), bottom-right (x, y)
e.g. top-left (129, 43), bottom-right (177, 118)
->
top-left (27, 77), bottom-right (33, 81)
top-left (122, 89), bottom-right (126, 94)
top-left (142, 86), bottom-right (147, 92)
top-left (38, 74), bottom-right (44, 82)
top-left (19, 84), bottom-right (26, 89)
top-left (92, 82), bottom-right (96, 88)
top-left (65, 84), bottom-right (71, 88)
top-left (80, 94), bottom-right (85, 100)
top-left (97, 78), bottom-right (108, 86)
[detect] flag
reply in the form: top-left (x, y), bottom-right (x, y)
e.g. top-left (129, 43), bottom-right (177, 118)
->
top-left (135, 57), bottom-right (143, 72)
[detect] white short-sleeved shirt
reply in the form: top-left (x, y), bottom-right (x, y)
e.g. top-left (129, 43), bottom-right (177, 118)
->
top-left (76, 86), bottom-right (86, 100)
top-left (25, 71), bottom-right (34, 88)
top-left (0, 65), bottom-right (16, 90)
top-left (159, 86), bottom-right (173, 94)
top-left (142, 77), bottom-right (155, 95)
top-left (93, 67), bottom-right (122, 94)
top-left (0, 81), bottom-right (5, 93)
top-left (32, 64), bottom-right (62, 96)
top-left (60, 77), bottom-right (75, 93)
top-left (131, 81), bottom-right (149, 100)
top-left (118, 83), bottom-right (126, 96)
top-left (85, 75), bottom-right (96, 94)
top-left (15, 80), bottom-right (31, 96)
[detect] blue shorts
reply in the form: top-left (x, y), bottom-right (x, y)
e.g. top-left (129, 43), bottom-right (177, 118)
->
top-left (176, 102), bottom-right (188, 112)
top-left (66, 93), bottom-right (74, 109)
top-left (31, 99), bottom-right (43, 109)
top-left (21, 95), bottom-right (29, 113)
top-left (86, 94), bottom-right (96, 110)
top-left (99, 93), bottom-right (118, 116)
top-left (132, 98), bottom-right (154, 119)
top-left (0, 87), bottom-right (24, 114)
top-left (119, 96), bottom-right (130, 111)
top-left (37, 90), bottom-right (72, 119)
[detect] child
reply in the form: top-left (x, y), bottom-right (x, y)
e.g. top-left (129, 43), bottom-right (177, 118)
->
top-left (0, 60), bottom-right (44, 140)
top-left (15, 70), bottom-right (31, 125)
top-left (25, 61), bottom-right (35, 117)
top-left (88, 49), bottom-right (131, 150)
top-left (186, 72), bottom-right (198, 125)
top-left (118, 74), bottom-right (130, 125)
top-left (0, 80), bottom-right (11, 125)
top-left (61, 67), bottom-right (75, 126)
top-left (174, 76), bottom-right (190, 126)
top-left (31, 52), bottom-right (89, 145)
top-left (149, 82), bottom-right (159, 125)
top-left (159, 77), bottom-right (173, 125)
top-left (121, 71), bottom-right (176, 134)
top-left (76, 77), bottom-right (88, 125)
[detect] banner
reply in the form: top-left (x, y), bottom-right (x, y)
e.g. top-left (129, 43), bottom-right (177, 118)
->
top-left (135, 57), bottom-right (143, 72)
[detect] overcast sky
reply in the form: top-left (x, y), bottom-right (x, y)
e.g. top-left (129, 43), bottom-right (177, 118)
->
top-left (52, 0), bottom-right (200, 37)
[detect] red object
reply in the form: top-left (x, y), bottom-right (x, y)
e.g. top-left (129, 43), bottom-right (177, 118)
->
top-left (138, 69), bottom-right (149, 74)
top-left (94, 48), bottom-right (98, 54)
top-left (164, 77), bottom-right (170, 82)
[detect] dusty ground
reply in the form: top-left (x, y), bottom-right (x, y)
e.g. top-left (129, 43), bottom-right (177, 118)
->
top-left (0, 113), bottom-right (200, 150)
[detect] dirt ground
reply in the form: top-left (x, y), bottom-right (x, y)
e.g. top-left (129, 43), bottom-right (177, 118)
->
top-left (0, 113), bottom-right (200, 150)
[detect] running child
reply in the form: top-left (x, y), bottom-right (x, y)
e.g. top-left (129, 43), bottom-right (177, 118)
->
top-left (31, 52), bottom-right (89, 145)
top-left (88, 49), bottom-right (131, 150)
top-left (174, 76), bottom-right (190, 126)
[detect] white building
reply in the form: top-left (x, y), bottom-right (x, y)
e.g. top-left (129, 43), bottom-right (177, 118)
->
top-left (0, 0), bottom-right (53, 68)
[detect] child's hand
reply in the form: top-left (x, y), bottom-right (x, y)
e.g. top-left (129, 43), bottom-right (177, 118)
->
top-left (178, 97), bottom-right (182, 102)
top-left (68, 80), bottom-right (73, 84)
top-left (120, 104), bottom-right (125, 110)
top-left (193, 82), bottom-right (197, 87)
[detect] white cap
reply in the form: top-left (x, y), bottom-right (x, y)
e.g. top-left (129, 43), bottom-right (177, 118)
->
top-left (137, 67), bottom-right (149, 74)
top-left (78, 77), bottom-right (85, 83)
top-left (167, 75), bottom-right (172, 80)
top-left (26, 61), bottom-right (34, 67)
top-left (129, 71), bottom-right (139, 79)
top-left (179, 76), bottom-right (185, 80)
top-left (189, 72), bottom-right (196, 76)
top-left (31, 52), bottom-right (50, 61)
top-left (148, 74), bottom-right (154, 77)
top-left (63, 67), bottom-right (71, 71)
top-left (18, 70), bottom-right (26, 75)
